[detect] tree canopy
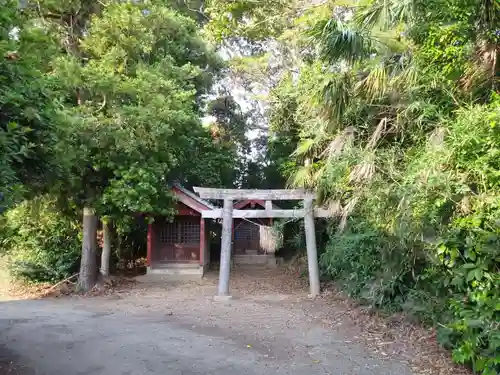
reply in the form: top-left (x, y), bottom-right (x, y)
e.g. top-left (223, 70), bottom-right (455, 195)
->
top-left (0, 1), bottom-right (62, 208)
top-left (1, 0), bottom-right (239, 289)
top-left (1, 0), bottom-right (499, 373)
top-left (46, 1), bottom-right (226, 214)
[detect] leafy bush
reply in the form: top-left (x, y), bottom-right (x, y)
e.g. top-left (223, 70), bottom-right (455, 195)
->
top-left (1, 198), bottom-right (81, 283)
top-left (437, 102), bottom-right (500, 374)
top-left (439, 285), bottom-right (500, 375)
top-left (319, 99), bottom-right (500, 373)
top-left (435, 204), bottom-right (500, 375)
top-left (320, 220), bottom-right (429, 314)
top-left (321, 222), bottom-right (384, 297)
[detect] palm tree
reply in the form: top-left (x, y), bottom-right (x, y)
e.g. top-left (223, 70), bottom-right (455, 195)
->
top-left (285, 0), bottom-right (499, 225)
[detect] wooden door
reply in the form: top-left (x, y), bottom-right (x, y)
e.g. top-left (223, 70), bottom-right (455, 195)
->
top-left (157, 217), bottom-right (200, 263)
top-left (233, 220), bottom-right (260, 254)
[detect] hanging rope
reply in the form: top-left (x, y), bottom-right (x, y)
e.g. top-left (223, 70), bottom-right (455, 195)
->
top-left (234, 205), bottom-right (317, 254)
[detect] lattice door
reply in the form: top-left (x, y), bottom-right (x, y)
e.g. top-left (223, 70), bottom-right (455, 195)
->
top-left (233, 220), bottom-right (260, 254)
top-left (157, 218), bottom-right (200, 262)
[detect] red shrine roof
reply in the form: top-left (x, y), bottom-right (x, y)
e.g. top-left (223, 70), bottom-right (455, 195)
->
top-left (171, 184), bottom-right (216, 213)
top-left (171, 187), bottom-right (281, 214)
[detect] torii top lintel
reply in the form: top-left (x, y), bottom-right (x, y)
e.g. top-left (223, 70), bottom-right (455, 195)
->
top-left (192, 187), bottom-right (316, 201)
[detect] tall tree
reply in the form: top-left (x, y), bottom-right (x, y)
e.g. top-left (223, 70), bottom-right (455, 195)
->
top-left (0, 1), bottom-right (62, 209)
top-left (31, 0), bottom-right (224, 289)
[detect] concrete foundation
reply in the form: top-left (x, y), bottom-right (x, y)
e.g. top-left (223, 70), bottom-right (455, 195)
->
top-left (267, 257), bottom-right (278, 268)
top-left (147, 264), bottom-right (205, 280)
top-left (213, 295), bottom-right (233, 302)
top-left (233, 254), bottom-right (276, 266)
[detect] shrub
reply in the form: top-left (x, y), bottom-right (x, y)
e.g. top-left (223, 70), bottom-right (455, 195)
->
top-left (439, 285), bottom-right (500, 375)
top-left (320, 220), bottom-right (418, 311)
top-left (1, 198), bottom-right (81, 283)
top-left (319, 100), bottom-right (500, 373)
top-left (435, 205), bottom-right (500, 375)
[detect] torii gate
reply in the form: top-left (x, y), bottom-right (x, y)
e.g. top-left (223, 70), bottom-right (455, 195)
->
top-left (193, 187), bottom-right (330, 299)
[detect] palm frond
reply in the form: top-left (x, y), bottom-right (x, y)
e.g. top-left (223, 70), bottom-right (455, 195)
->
top-left (316, 196), bottom-right (342, 216)
top-left (477, 0), bottom-right (499, 31)
top-left (475, 40), bottom-right (498, 74)
top-left (349, 158), bottom-right (375, 183)
top-left (292, 138), bottom-right (316, 157)
top-left (354, 0), bottom-right (391, 31)
top-left (460, 40), bottom-right (499, 91)
top-left (356, 62), bottom-right (388, 101)
top-left (339, 196), bottom-right (359, 231)
top-left (390, 57), bottom-right (419, 92)
top-left (460, 65), bottom-right (487, 92)
top-left (390, 0), bottom-right (418, 26)
top-left (354, 0), bottom-right (418, 31)
top-left (356, 51), bottom-right (417, 101)
top-left (366, 118), bottom-right (387, 150)
top-left (319, 126), bottom-right (355, 158)
top-left (288, 164), bottom-right (315, 188)
top-left (326, 199), bottom-right (342, 216)
top-left (310, 18), bottom-right (373, 65)
top-left (318, 72), bottom-right (353, 128)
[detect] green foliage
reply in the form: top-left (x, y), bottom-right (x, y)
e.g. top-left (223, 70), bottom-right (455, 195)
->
top-left (0, 0), bottom-right (240, 289)
top-left (1, 198), bottom-right (81, 283)
top-left (437, 222), bottom-right (500, 375)
top-left (435, 204), bottom-right (500, 374)
top-left (321, 222), bottom-right (404, 308)
top-left (14, 0), bottom-right (235, 220)
top-left (204, 0), bottom-right (294, 41)
top-left (47, 1), bottom-right (225, 214)
top-left (1, 0), bottom-right (498, 371)
top-left (221, 0), bottom-right (500, 372)
top-left (318, 94), bottom-right (500, 374)
top-left (172, 133), bottom-right (238, 188)
top-left (0, 1), bottom-right (61, 208)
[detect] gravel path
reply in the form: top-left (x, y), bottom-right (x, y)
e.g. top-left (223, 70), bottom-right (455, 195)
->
top-left (0, 267), bottom-right (435, 374)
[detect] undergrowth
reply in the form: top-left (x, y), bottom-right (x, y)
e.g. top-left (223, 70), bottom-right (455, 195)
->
top-left (319, 99), bottom-right (500, 374)
top-left (0, 198), bottom-right (81, 283)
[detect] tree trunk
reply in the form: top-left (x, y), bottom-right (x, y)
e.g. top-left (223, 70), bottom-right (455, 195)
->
top-left (78, 207), bottom-right (98, 291)
top-left (100, 219), bottom-right (112, 277)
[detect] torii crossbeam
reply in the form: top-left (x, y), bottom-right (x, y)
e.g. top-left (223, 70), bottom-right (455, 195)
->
top-left (193, 187), bottom-right (329, 299)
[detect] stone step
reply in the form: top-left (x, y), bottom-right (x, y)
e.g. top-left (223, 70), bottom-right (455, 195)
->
top-left (154, 263), bottom-right (201, 269)
top-left (149, 263), bottom-right (203, 278)
top-left (233, 254), bottom-right (274, 265)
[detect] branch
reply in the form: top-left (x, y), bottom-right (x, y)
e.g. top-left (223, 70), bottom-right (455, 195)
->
top-left (47, 273), bottom-right (79, 292)
top-left (297, 0), bottom-right (330, 13)
top-left (94, 94), bottom-right (107, 114)
top-left (180, 0), bottom-right (210, 21)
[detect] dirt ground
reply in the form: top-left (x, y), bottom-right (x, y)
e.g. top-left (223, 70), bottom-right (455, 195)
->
top-left (0, 266), bottom-right (469, 375)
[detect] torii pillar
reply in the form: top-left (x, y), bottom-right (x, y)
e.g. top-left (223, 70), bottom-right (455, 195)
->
top-left (218, 199), bottom-right (233, 298)
top-left (193, 187), bottom-right (325, 300)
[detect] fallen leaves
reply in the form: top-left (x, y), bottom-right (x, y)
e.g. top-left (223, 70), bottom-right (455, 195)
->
top-left (209, 266), bottom-right (472, 375)
top-left (9, 264), bottom-right (472, 375)
top-left (5, 275), bottom-right (137, 300)
top-left (307, 286), bottom-right (472, 375)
